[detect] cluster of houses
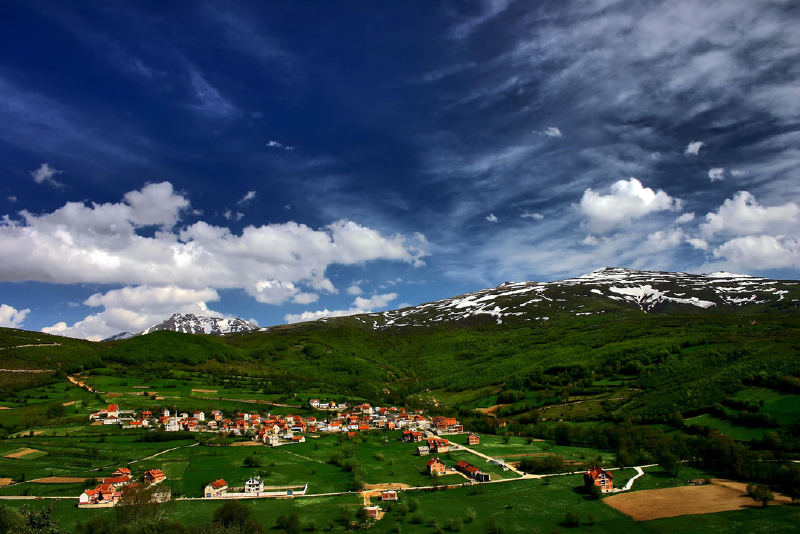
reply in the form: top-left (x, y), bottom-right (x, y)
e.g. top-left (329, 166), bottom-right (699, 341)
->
top-left (78, 467), bottom-right (166, 508)
top-left (89, 401), bottom-right (465, 452)
top-left (202, 476), bottom-right (308, 499)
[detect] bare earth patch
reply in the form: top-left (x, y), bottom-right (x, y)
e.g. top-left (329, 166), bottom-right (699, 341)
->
top-left (62, 401), bottom-right (76, 406)
top-left (0, 406), bottom-right (10, 410)
top-left (0, 478), bottom-right (13, 486)
top-left (4, 448), bottom-right (41, 459)
top-left (106, 392), bottom-right (121, 397)
top-left (231, 441), bottom-right (263, 447)
top-left (362, 482), bottom-right (411, 491)
top-left (191, 388), bottom-right (217, 393)
top-left (133, 386), bottom-right (149, 389)
top-left (474, 404), bottom-right (509, 415)
top-left (604, 478), bottom-right (792, 521)
top-left (31, 477), bottom-right (88, 483)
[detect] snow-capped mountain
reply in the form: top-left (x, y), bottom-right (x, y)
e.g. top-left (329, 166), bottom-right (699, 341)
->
top-left (102, 331), bottom-right (135, 342)
top-left (351, 267), bottom-right (799, 329)
top-left (139, 313), bottom-right (261, 336)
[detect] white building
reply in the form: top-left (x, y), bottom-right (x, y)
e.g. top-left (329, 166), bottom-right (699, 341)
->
top-left (244, 476), bottom-right (264, 493)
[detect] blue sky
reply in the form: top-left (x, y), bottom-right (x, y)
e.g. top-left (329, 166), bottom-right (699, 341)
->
top-left (1, 1), bottom-right (799, 339)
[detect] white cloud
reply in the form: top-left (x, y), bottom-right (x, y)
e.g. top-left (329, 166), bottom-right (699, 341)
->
top-left (0, 183), bottom-right (426, 305)
top-left (30, 163), bottom-right (64, 188)
top-left (687, 237), bottom-right (709, 250)
top-left (521, 211), bottom-right (544, 220)
top-left (581, 235), bottom-right (598, 246)
top-left (284, 292), bottom-right (398, 324)
top-left (346, 284), bottom-right (363, 296)
top-left (238, 190), bottom-right (256, 205)
top-left (267, 140), bottom-right (294, 151)
top-left (0, 303), bottom-right (30, 328)
top-left (223, 210), bottom-right (244, 221)
top-left (674, 212), bottom-right (695, 224)
top-left (543, 126), bottom-right (562, 138)
top-left (123, 182), bottom-right (189, 227)
top-left (713, 235), bottom-right (800, 269)
top-left (708, 168), bottom-right (725, 181)
top-left (41, 285), bottom-right (220, 341)
top-left (8, 196), bottom-right (17, 203)
top-left (700, 191), bottom-right (800, 238)
top-left (486, 213), bottom-right (498, 223)
top-left (730, 169), bottom-right (744, 176)
top-left (579, 177), bottom-right (682, 232)
top-left (292, 292), bottom-right (319, 305)
top-left (684, 141), bottom-right (704, 155)
top-left (647, 228), bottom-right (685, 248)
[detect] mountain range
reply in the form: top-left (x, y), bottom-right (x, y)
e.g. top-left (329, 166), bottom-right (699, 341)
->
top-left (104, 267), bottom-right (799, 341)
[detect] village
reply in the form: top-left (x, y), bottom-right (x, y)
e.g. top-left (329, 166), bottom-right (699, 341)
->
top-left (80, 398), bottom-right (625, 519)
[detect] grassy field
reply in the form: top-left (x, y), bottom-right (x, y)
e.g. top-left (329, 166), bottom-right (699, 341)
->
top-left (684, 414), bottom-right (770, 441)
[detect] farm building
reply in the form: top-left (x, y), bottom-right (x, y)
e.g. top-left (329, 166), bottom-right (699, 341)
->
top-left (364, 506), bottom-right (381, 519)
top-left (205, 479), bottom-right (228, 498)
top-left (381, 490), bottom-right (398, 501)
top-left (455, 461), bottom-right (490, 482)
top-left (584, 466), bottom-right (613, 493)
top-left (417, 445), bottom-right (430, 456)
top-left (467, 433), bottom-right (480, 445)
top-left (427, 457), bottom-right (447, 476)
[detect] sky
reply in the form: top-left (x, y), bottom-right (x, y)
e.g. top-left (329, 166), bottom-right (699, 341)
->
top-left (1, 1), bottom-right (799, 340)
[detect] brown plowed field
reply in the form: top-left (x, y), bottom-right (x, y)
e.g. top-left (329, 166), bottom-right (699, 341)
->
top-left (604, 479), bottom-right (792, 521)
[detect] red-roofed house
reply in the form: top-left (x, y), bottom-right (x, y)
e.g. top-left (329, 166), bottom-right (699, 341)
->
top-left (204, 479), bottom-right (228, 498)
top-left (584, 466), bottom-right (613, 493)
top-left (145, 468), bottom-right (166, 485)
top-left (427, 457), bottom-right (446, 476)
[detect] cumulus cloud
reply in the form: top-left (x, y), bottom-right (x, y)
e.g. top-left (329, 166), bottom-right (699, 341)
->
top-left (30, 163), bottom-right (64, 188)
top-left (647, 228), bottom-right (685, 248)
top-left (674, 212), bottom-right (695, 224)
top-left (713, 235), bottom-right (800, 270)
top-left (284, 292), bottom-right (398, 324)
top-left (292, 292), bottom-right (319, 305)
top-left (543, 126), bottom-right (562, 138)
top-left (579, 178), bottom-right (682, 233)
top-left (708, 168), bottom-right (725, 181)
top-left (521, 211), bottom-right (544, 220)
top-left (486, 213), bottom-right (498, 223)
top-left (684, 141), bottom-right (704, 156)
top-left (41, 285), bottom-right (220, 341)
top-left (346, 284), bottom-right (363, 296)
top-left (700, 191), bottom-right (800, 238)
top-left (0, 182), bottom-right (426, 302)
top-left (0, 303), bottom-right (30, 328)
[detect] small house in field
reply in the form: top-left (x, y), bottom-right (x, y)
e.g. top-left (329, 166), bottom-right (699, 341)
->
top-left (205, 479), bottom-right (228, 498)
top-left (467, 433), bottom-right (480, 445)
top-left (244, 476), bottom-right (264, 493)
top-left (381, 490), bottom-right (398, 501)
top-left (427, 457), bottom-right (446, 476)
top-left (144, 468), bottom-right (166, 485)
top-left (417, 445), bottom-right (430, 456)
top-left (584, 466), bottom-right (613, 493)
top-left (364, 506), bottom-right (381, 519)
top-left (107, 404), bottom-right (119, 417)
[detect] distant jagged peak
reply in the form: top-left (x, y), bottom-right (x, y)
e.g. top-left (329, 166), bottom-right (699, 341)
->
top-left (133, 313), bottom-right (261, 337)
